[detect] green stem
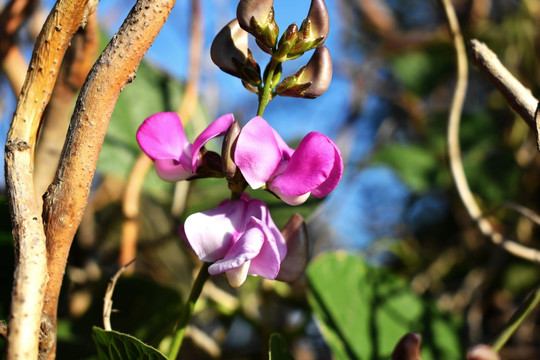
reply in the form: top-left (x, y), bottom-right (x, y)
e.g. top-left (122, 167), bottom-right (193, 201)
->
top-left (257, 59), bottom-right (279, 117)
top-left (490, 283), bottom-right (540, 352)
top-left (168, 262), bottom-right (211, 359)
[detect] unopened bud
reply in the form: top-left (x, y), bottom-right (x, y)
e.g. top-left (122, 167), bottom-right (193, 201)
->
top-left (467, 345), bottom-right (500, 360)
top-left (290, 0), bottom-right (329, 56)
top-left (237, 0), bottom-right (279, 49)
top-left (221, 120), bottom-right (241, 180)
top-left (273, 23), bottom-right (299, 62)
top-left (275, 45), bottom-right (332, 99)
top-left (211, 19), bottom-right (261, 85)
top-left (276, 214), bottom-right (308, 282)
top-left (391, 333), bottom-right (422, 360)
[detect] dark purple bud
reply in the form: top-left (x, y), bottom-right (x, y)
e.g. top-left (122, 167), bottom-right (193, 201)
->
top-left (275, 45), bottom-right (332, 99)
top-left (276, 214), bottom-right (308, 282)
top-left (391, 333), bottom-right (422, 360)
top-left (211, 19), bottom-right (261, 85)
top-left (237, 0), bottom-right (279, 49)
top-left (467, 345), bottom-right (500, 360)
top-left (306, 0), bottom-right (329, 42)
top-left (221, 120), bottom-right (241, 180)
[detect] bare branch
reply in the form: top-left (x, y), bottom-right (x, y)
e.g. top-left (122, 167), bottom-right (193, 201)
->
top-left (442, 0), bottom-right (540, 264)
top-left (103, 260), bottom-right (135, 331)
top-left (468, 39), bottom-right (540, 149)
top-left (40, 1), bottom-right (176, 358)
top-left (4, 1), bottom-right (94, 359)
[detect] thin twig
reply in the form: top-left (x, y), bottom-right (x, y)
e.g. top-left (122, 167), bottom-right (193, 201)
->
top-left (4, 1), bottom-right (93, 359)
top-left (40, 1), bottom-right (176, 358)
top-left (103, 259), bottom-right (136, 331)
top-left (441, 0), bottom-right (540, 264)
top-left (468, 39), bottom-right (540, 149)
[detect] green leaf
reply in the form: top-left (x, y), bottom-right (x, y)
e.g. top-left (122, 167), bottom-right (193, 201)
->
top-left (92, 327), bottom-right (168, 360)
top-left (269, 333), bottom-right (295, 360)
top-left (307, 252), bottom-right (462, 360)
top-left (372, 144), bottom-right (438, 192)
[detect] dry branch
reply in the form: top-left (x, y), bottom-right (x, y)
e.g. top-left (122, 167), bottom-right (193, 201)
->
top-left (40, 1), bottom-right (177, 358)
top-left (468, 39), bottom-right (540, 149)
top-left (4, 1), bottom-right (93, 359)
top-left (442, 0), bottom-right (540, 264)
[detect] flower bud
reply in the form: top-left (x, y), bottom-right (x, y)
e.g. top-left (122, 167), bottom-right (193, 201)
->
top-left (275, 45), bottom-right (332, 99)
top-left (211, 19), bottom-right (261, 85)
top-left (237, 0), bottom-right (279, 49)
top-left (221, 120), bottom-right (241, 180)
top-left (273, 23), bottom-right (299, 62)
top-left (391, 333), bottom-right (422, 360)
top-left (290, 0), bottom-right (329, 56)
top-left (467, 345), bottom-right (500, 360)
top-left (276, 214), bottom-right (308, 282)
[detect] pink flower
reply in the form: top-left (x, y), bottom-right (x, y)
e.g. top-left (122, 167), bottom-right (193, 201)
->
top-left (184, 194), bottom-right (287, 287)
top-left (136, 112), bottom-right (234, 181)
top-left (234, 117), bottom-right (343, 205)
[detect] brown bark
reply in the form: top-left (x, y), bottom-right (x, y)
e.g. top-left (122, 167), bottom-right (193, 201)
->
top-left (40, 1), bottom-right (177, 358)
top-left (34, 11), bottom-right (98, 202)
top-left (4, 1), bottom-right (93, 359)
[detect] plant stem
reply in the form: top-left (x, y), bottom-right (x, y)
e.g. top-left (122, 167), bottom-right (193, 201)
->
top-left (490, 283), bottom-right (540, 352)
top-left (257, 59), bottom-right (279, 117)
top-left (168, 262), bottom-right (211, 359)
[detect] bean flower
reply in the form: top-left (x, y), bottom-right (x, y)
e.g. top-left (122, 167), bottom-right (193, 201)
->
top-left (136, 112), bottom-right (234, 181)
top-left (234, 117), bottom-right (343, 205)
top-left (184, 194), bottom-right (287, 288)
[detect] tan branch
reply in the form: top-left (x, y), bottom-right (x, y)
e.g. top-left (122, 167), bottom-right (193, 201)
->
top-left (40, 1), bottom-right (176, 358)
top-left (468, 39), bottom-right (540, 148)
top-left (4, 1), bottom-right (93, 359)
top-left (34, 11), bottom-right (99, 202)
top-left (442, 0), bottom-right (540, 263)
top-left (103, 260), bottom-right (135, 331)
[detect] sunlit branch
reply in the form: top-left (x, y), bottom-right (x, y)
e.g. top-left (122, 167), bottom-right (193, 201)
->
top-left (468, 39), bottom-right (540, 150)
top-left (4, 1), bottom-right (94, 359)
top-left (40, 1), bottom-right (177, 358)
top-left (441, 0), bottom-right (540, 265)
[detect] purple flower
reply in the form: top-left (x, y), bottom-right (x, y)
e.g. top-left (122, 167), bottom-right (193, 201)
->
top-left (184, 194), bottom-right (287, 287)
top-left (234, 117), bottom-right (343, 205)
top-left (136, 112), bottom-right (234, 181)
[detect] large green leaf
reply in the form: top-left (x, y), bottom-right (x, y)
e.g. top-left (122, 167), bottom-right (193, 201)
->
top-left (269, 333), bottom-right (295, 360)
top-left (92, 327), bottom-right (168, 360)
top-left (307, 252), bottom-right (462, 360)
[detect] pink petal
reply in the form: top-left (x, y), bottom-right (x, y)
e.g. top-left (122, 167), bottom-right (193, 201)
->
top-left (311, 140), bottom-right (343, 197)
top-left (270, 132), bottom-right (336, 197)
top-left (247, 218), bottom-right (284, 279)
top-left (191, 113), bottom-right (235, 171)
top-left (184, 199), bottom-right (247, 262)
top-left (136, 112), bottom-right (189, 160)
top-left (208, 223), bottom-right (265, 275)
top-left (250, 199), bottom-right (287, 260)
top-left (155, 158), bottom-right (193, 182)
top-left (271, 127), bottom-right (294, 160)
top-left (235, 117), bottom-right (282, 189)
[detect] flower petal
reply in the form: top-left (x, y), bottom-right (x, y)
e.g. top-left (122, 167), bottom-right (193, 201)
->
top-left (270, 132), bottom-right (336, 198)
top-left (235, 117), bottom-right (282, 189)
top-left (184, 199), bottom-right (247, 262)
top-left (155, 158), bottom-right (193, 182)
top-left (311, 139), bottom-right (343, 197)
top-left (247, 218), bottom-right (283, 280)
top-left (191, 113), bottom-right (235, 171)
top-left (248, 199), bottom-right (287, 260)
top-left (225, 261), bottom-right (251, 288)
top-left (208, 223), bottom-right (265, 275)
top-left (136, 112), bottom-right (189, 160)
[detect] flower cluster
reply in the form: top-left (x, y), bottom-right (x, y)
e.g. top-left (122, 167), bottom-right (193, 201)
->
top-left (137, 0), bottom-right (341, 288)
top-left (137, 112), bottom-right (342, 287)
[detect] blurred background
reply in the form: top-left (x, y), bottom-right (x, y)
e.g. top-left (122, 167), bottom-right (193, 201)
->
top-left (1, 0), bottom-right (540, 359)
